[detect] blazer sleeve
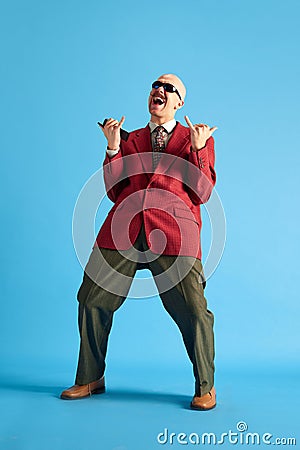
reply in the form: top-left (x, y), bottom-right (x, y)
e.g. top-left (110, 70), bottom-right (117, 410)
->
top-left (103, 145), bottom-right (128, 203)
top-left (185, 136), bottom-right (216, 205)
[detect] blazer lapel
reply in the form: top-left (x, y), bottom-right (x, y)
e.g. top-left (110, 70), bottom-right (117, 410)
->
top-left (131, 126), bottom-right (153, 181)
top-left (130, 122), bottom-right (190, 180)
top-left (153, 122), bottom-right (190, 176)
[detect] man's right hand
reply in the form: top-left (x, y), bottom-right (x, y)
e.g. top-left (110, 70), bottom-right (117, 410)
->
top-left (99, 116), bottom-right (125, 150)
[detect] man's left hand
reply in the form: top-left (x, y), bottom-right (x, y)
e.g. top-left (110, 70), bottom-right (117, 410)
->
top-left (184, 115), bottom-right (217, 151)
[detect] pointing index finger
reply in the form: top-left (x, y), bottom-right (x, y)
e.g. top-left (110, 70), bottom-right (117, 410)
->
top-left (184, 115), bottom-right (195, 130)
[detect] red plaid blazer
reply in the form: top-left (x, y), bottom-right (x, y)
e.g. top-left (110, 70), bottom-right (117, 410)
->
top-left (95, 122), bottom-right (216, 260)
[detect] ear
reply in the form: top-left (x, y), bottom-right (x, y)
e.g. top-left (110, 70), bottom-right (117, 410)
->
top-left (174, 100), bottom-right (184, 110)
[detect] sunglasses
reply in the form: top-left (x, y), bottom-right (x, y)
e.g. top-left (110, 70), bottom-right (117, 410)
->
top-left (152, 81), bottom-right (182, 101)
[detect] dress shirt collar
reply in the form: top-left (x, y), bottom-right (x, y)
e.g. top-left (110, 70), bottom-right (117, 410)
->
top-left (149, 119), bottom-right (176, 134)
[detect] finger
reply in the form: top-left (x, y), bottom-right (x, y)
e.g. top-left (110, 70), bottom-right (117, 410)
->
top-left (106, 120), bottom-right (119, 129)
top-left (209, 126), bottom-right (218, 134)
top-left (118, 115), bottom-right (125, 128)
top-left (105, 118), bottom-right (115, 126)
top-left (184, 115), bottom-right (195, 130)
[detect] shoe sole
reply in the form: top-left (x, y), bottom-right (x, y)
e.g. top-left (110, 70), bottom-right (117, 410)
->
top-left (190, 402), bottom-right (216, 411)
top-left (60, 386), bottom-right (105, 400)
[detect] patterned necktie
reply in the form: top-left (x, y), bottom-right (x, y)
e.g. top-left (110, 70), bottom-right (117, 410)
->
top-left (152, 126), bottom-right (167, 170)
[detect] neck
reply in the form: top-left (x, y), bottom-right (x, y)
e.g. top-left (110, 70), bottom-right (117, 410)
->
top-left (150, 115), bottom-right (175, 125)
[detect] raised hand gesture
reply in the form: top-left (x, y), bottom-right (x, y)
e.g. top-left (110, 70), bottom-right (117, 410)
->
top-left (99, 116), bottom-right (125, 150)
top-left (184, 115), bottom-right (217, 151)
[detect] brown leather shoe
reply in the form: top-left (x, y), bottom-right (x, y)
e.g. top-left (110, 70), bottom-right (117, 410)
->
top-left (190, 386), bottom-right (216, 410)
top-left (60, 377), bottom-right (105, 400)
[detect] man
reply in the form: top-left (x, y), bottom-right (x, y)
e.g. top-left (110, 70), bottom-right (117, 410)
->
top-left (61, 74), bottom-right (217, 410)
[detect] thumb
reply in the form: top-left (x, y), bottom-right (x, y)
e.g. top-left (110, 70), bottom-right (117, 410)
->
top-left (210, 126), bottom-right (218, 134)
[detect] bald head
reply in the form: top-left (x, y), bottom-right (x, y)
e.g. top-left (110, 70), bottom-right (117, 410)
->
top-left (158, 73), bottom-right (186, 101)
top-left (148, 73), bottom-right (186, 124)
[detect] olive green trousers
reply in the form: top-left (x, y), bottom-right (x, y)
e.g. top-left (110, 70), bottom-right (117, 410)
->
top-left (75, 225), bottom-right (215, 396)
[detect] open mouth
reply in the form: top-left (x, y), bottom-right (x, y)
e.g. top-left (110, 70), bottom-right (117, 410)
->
top-left (153, 96), bottom-right (165, 105)
top-left (151, 95), bottom-right (166, 106)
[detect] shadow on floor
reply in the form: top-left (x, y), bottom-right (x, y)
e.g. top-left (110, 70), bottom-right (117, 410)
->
top-left (96, 388), bottom-right (191, 409)
top-left (0, 376), bottom-right (192, 408)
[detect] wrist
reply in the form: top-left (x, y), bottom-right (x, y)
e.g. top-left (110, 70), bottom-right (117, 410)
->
top-left (107, 144), bottom-right (119, 151)
top-left (191, 137), bottom-right (207, 151)
top-left (191, 144), bottom-right (205, 152)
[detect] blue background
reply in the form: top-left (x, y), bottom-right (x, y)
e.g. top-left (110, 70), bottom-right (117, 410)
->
top-left (1, 0), bottom-right (299, 449)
